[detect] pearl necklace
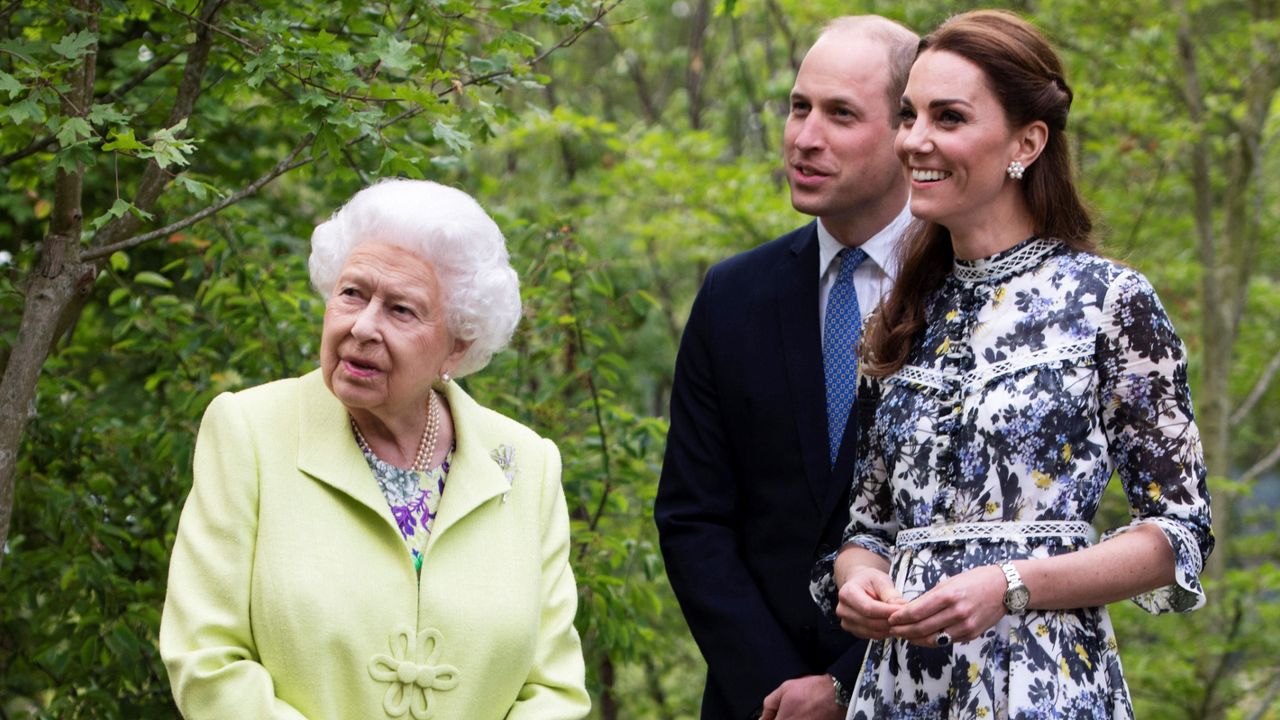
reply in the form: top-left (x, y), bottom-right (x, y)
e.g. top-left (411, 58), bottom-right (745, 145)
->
top-left (350, 391), bottom-right (441, 473)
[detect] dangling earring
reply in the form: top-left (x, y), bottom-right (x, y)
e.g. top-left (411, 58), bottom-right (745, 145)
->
top-left (1006, 160), bottom-right (1025, 180)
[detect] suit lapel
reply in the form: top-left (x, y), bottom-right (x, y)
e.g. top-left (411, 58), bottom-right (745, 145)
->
top-left (294, 372), bottom-right (511, 552)
top-left (776, 223), bottom-right (831, 509)
top-left (426, 382), bottom-right (511, 545)
top-left (821, 378), bottom-right (873, 534)
top-left (295, 370), bottom-right (400, 530)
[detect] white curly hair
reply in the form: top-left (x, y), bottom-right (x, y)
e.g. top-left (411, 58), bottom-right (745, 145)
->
top-left (309, 179), bottom-right (522, 379)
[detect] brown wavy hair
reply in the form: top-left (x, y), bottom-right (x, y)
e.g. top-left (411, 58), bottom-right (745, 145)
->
top-left (862, 10), bottom-right (1096, 378)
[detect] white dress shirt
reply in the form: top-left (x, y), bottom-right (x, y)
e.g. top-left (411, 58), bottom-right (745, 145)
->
top-left (818, 204), bottom-right (914, 346)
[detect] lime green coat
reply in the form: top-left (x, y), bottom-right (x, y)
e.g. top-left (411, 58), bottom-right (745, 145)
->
top-left (160, 370), bottom-right (590, 719)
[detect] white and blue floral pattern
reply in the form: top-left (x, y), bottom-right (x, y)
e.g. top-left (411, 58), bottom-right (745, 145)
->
top-left (811, 238), bottom-right (1213, 720)
top-left (359, 445), bottom-right (451, 574)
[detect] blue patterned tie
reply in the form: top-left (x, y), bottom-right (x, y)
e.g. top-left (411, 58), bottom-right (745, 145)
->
top-left (824, 247), bottom-right (868, 466)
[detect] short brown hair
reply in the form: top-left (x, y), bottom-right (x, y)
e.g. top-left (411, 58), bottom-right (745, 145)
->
top-left (819, 16), bottom-right (919, 127)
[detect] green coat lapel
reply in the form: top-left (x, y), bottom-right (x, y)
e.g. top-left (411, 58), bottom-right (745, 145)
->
top-left (429, 381), bottom-right (511, 542)
top-left (292, 371), bottom-right (511, 548)
top-left (294, 370), bottom-right (396, 528)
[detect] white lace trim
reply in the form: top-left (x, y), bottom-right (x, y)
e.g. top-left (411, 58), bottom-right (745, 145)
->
top-left (891, 364), bottom-right (948, 392)
top-left (887, 339), bottom-right (1095, 395)
top-left (895, 520), bottom-right (1094, 548)
top-left (953, 238), bottom-right (1062, 282)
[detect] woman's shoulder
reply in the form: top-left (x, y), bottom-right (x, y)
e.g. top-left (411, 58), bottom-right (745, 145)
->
top-left (1052, 245), bottom-right (1124, 276)
top-left (445, 382), bottom-right (551, 451)
top-left (202, 370), bottom-right (324, 426)
top-left (1051, 246), bottom-right (1161, 297)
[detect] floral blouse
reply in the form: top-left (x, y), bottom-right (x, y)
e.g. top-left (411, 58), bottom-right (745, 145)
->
top-left (357, 443), bottom-right (452, 575)
top-left (810, 238), bottom-right (1213, 719)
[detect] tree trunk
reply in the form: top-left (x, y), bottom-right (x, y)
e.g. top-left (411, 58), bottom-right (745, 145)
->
top-left (685, 0), bottom-right (711, 131)
top-left (1174, 0), bottom-right (1280, 580)
top-left (0, 0), bottom-right (100, 569)
top-left (1174, 0), bottom-right (1231, 579)
top-left (0, 252), bottom-right (93, 570)
top-left (598, 653), bottom-right (618, 720)
top-left (0, 0), bottom-right (229, 569)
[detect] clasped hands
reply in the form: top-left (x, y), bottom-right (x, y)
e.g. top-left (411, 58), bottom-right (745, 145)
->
top-left (835, 564), bottom-right (1008, 647)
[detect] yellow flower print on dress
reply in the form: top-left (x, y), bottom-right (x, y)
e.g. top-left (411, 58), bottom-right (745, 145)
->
top-left (368, 625), bottom-right (460, 719)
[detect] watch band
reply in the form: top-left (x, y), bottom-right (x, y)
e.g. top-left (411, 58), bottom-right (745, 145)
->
top-left (1001, 561), bottom-right (1022, 587)
top-left (1000, 561), bottom-right (1030, 613)
top-left (831, 674), bottom-right (852, 708)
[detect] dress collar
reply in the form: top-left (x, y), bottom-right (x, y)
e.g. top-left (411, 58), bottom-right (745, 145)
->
top-left (952, 236), bottom-right (1062, 283)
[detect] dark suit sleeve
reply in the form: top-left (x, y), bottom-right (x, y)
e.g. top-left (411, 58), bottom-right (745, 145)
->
top-left (655, 269), bottom-right (812, 719)
top-left (826, 646), bottom-right (862, 695)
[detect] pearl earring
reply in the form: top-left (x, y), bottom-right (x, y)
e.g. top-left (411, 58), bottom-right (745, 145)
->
top-left (1006, 161), bottom-right (1025, 180)
top-left (439, 371), bottom-right (451, 385)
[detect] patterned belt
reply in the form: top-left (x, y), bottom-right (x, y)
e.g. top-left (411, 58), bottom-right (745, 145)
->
top-left (895, 520), bottom-right (1094, 548)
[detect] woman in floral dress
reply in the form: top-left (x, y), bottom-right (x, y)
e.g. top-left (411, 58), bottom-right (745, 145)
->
top-left (810, 11), bottom-right (1213, 719)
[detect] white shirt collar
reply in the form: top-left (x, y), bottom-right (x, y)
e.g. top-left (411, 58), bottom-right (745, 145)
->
top-left (816, 203), bottom-right (914, 280)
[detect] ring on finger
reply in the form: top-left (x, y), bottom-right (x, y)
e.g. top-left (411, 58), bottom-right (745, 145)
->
top-left (935, 631), bottom-right (952, 647)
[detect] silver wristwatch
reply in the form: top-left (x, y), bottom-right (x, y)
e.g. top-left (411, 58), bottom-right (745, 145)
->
top-left (831, 674), bottom-right (852, 708)
top-left (1000, 561), bottom-right (1030, 614)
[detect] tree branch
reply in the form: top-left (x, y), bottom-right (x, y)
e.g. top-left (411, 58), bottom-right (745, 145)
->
top-left (730, 12), bottom-right (771, 155)
top-left (765, 0), bottom-right (801, 74)
top-left (0, 47), bottom-right (181, 169)
top-left (82, 133), bottom-right (315, 261)
top-left (1246, 672), bottom-right (1280, 720)
top-left (1231, 348), bottom-right (1280, 425)
top-left (599, 24), bottom-right (662, 125)
top-left (1240, 436), bottom-right (1280, 483)
top-left (89, 0), bottom-right (229, 252)
top-left (85, 0), bottom-right (619, 260)
top-left (684, 0), bottom-right (711, 130)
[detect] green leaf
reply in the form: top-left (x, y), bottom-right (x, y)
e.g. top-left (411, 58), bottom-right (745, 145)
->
top-left (149, 118), bottom-right (197, 169)
top-left (51, 30), bottom-right (97, 60)
top-left (55, 117), bottom-right (93, 147)
top-left (133, 271), bottom-right (173, 289)
top-left (91, 198), bottom-right (133, 230)
top-left (102, 128), bottom-right (146, 153)
top-left (88, 103), bottom-right (131, 125)
top-left (0, 70), bottom-right (21, 98)
top-left (432, 120), bottom-right (472, 153)
top-left (173, 174), bottom-right (221, 201)
top-left (376, 35), bottom-right (418, 73)
top-left (6, 98), bottom-right (44, 125)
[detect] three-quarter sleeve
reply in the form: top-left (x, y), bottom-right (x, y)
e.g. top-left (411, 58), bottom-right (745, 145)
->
top-left (505, 438), bottom-right (591, 719)
top-left (810, 376), bottom-right (899, 624)
top-left (159, 393), bottom-right (310, 719)
top-left (1096, 269), bottom-right (1213, 613)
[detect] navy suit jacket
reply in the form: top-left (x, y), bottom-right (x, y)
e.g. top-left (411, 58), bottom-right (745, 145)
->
top-left (656, 222), bottom-right (869, 719)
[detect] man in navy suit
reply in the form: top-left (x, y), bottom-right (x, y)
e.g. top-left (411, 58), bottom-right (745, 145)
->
top-left (656, 16), bottom-right (918, 720)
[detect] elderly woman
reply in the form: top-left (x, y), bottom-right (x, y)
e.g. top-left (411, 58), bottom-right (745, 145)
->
top-left (160, 180), bottom-right (590, 719)
top-left (809, 10), bottom-right (1212, 720)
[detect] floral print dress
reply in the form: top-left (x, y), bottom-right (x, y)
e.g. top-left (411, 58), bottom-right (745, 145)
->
top-left (810, 238), bottom-right (1213, 720)
top-left (357, 443), bottom-right (452, 575)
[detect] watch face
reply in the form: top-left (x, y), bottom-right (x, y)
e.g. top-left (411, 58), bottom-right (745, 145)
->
top-left (1005, 585), bottom-right (1030, 612)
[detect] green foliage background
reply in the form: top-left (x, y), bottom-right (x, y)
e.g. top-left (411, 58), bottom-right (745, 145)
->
top-left (1, 0), bottom-right (1278, 718)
